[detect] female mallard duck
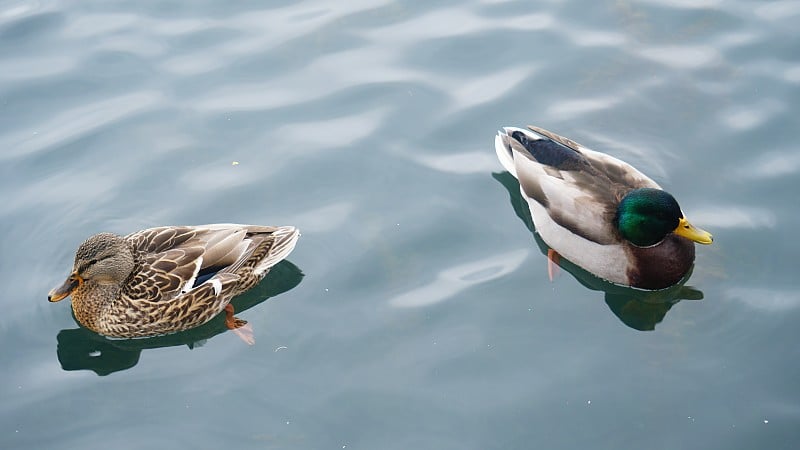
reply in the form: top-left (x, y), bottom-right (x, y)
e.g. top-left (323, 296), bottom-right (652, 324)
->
top-left (495, 125), bottom-right (712, 290)
top-left (48, 224), bottom-right (299, 341)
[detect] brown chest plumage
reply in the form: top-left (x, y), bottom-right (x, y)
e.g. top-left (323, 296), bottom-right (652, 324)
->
top-left (624, 235), bottom-right (696, 290)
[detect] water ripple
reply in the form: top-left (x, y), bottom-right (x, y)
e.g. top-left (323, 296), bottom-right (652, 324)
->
top-left (284, 202), bottom-right (355, 234)
top-left (62, 13), bottom-right (139, 38)
top-left (737, 151), bottom-right (800, 180)
top-left (725, 286), bottom-right (800, 312)
top-left (0, 55), bottom-right (76, 82)
top-left (273, 108), bottom-right (387, 152)
top-left (411, 152), bottom-right (499, 175)
top-left (0, 91), bottom-right (163, 161)
top-left (389, 249), bottom-right (529, 308)
top-left (546, 97), bottom-right (621, 121)
top-left (754, 1), bottom-right (800, 21)
top-left (444, 67), bottom-right (533, 112)
top-left (638, 45), bottom-right (722, 70)
top-left (691, 206), bottom-right (777, 230)
top-left (1, 0), bottom-right (798, 446)
top-left (361, 8), bottom-right (553, 42)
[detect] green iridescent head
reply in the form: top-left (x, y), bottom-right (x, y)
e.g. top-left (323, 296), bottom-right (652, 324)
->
top-left (615, 188), bottom-right (713, 247)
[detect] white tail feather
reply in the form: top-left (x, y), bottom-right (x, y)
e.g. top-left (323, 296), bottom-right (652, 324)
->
top-left (495, 133), bottom-right (517, 176)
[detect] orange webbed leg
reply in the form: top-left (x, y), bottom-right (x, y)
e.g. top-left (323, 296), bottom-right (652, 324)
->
top-left (225, 304), bottom-right (255, 345)
top-left (547, 248), bottom-right (561, 282)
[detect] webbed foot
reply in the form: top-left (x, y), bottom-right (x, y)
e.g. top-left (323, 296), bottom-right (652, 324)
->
top-left (225, 304), bottom-right (255, 345)
top-left (547, 248), bottom-right (561, 281)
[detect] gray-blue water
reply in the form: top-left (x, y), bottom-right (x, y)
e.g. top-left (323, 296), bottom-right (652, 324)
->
top-left (2, 1), bottom-right (799, 448)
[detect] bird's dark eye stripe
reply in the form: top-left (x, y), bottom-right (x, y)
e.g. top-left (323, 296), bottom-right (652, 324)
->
top-left (86, 254), bottom-right (113, 267)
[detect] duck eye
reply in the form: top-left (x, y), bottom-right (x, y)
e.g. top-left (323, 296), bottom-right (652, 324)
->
top-left (88, 258), bottom-right (98, 265)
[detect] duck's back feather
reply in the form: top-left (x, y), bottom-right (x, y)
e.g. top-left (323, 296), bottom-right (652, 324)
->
top-left (524, 125), bottom-right (660, 190)
top-left (122, 224), bottom-right (299, 304)
top-left (497, 127), bottom-right (620, 245)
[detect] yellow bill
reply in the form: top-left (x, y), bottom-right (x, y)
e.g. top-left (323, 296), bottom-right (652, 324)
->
top-left (674, 217), bottom-right (713, 244)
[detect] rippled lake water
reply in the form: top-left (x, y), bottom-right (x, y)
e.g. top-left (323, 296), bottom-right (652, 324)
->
top-left (2, 1), bottom-right (799, 448)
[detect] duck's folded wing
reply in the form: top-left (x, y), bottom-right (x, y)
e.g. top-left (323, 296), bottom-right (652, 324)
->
top-left (514, 149), bottom-right (619, 245)
top-left (124, 225), bottom-right (297, 300)
top-left (528, 125), bottom-right (660, 190)
top-left (247, 226), bottom-right (300, 276)
top-left (150, 273), bottom-right (242, 332)
top-left (127, 225), bottom-right (256, 271)
top-left (126, 226), bottom-right (200, 254)
top-left (195, 225), bottom-right (299, 276)
top-left (498, 126), bottom-right (618, 245)
top-left (124, 246), bottom-right (206, 301)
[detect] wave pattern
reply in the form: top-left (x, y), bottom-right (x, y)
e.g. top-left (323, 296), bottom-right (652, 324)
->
top-left (1, 1), bottom-right (798, 449)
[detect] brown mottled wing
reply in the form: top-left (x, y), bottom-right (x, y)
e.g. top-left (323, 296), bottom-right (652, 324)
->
top-left (126, 225), bottom-right (254, 272)
top-left (154, 273), bottom-right (242, 332)
top-left (126, 226), bottom-right (201, 255)
top-left (115, 273), bottom-right (241, 336)
top-left (123, 246), bottom-right (205, 302)
top-left (122, 224), bottom-right (296, 304)
top-left (218, 234), bottom-right (273, 296)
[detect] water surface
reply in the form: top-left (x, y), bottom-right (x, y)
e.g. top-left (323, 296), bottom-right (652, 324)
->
top-left (2, 1), bottom-right (799, 449)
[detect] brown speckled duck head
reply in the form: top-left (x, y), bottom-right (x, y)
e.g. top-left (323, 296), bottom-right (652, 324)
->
top-left (48, 233), bottom-right (135, 302)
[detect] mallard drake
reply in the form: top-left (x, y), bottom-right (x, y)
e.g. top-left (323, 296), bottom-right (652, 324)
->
top-left (495, 125), bottom-right (712, 290)
top-left (48, 224), bottom-right (300, 341)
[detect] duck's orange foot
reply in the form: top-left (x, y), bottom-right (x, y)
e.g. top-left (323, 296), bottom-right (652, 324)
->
top-left (225, 304), bottom-right (255, 345)
top-left (231, 323), bottom-right (255, 345)
top-left (547, 248), bottom-right (561, 282)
